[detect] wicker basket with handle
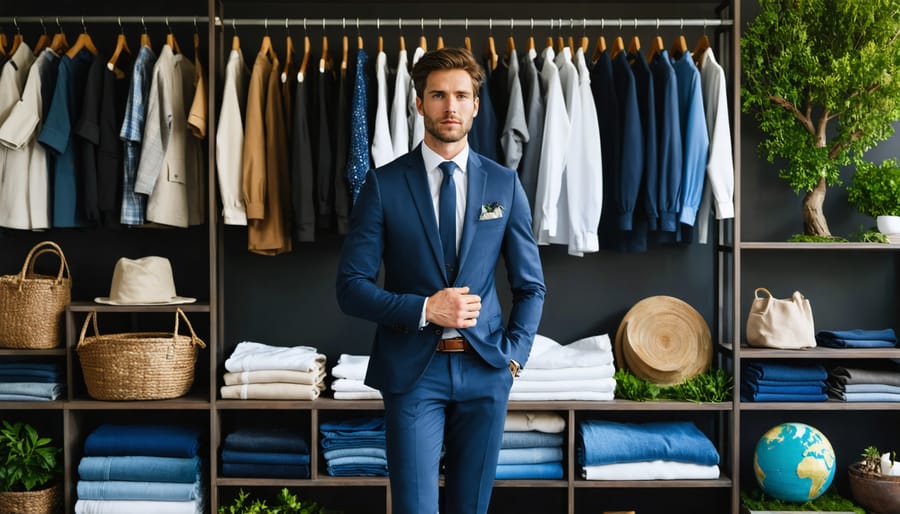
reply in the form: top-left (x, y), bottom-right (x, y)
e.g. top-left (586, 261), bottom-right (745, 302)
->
top-left (76, 308), bottom-right (206, 400)
top-left (0, 241), bottom-right (71, 349)
top-left (0, 482), bottom-right (62, 514)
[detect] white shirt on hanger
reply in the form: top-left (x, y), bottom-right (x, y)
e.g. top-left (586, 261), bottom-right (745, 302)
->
top-left (390, 48), bottom-right (410, 158)
top-left (371, 50), bottom-right (394, 167)
top-left (216, 48), bottom-right (250, 225)
top-left (407, 46), bottom-right (426, 149)
top-left (0, 43), bottom-right (37, 230)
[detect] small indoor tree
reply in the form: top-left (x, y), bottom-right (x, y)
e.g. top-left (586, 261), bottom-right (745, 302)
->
top-left (742, 0), bottom-right (900, 237)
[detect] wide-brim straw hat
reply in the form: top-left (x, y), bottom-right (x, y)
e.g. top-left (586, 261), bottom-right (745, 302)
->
top-left (95, 256), bottom-right (196, 305)
top-left (614, 296), bottom-right (711, 385)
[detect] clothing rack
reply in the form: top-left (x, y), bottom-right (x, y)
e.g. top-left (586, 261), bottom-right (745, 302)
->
top-left (0, 16), bottom-right (207, 25)
top-left (215, 17), bottom-right (733, 30)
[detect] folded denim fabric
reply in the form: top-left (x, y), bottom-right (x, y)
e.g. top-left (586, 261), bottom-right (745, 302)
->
top-left (326, 464), bottom-right (388, 476)
top-left (322, 446), bottom-right (386, 461)
top-left (840, 383), bottom-right (900, 394)
top-left (830, 366), bottom-right (900, 387)
top-left (743, 363), bottom-right (827, 382)
top-left (518, 364), bottom-right (615, 381)
top-left (221, 462), bottom-right (310, 478)
top-left (0, 362), bottom-right (61, 372)
top-left (84, 425), bottom-right (201, 458)
top-left (223, 428), bottom-right (309, 454)
top-left (320, 437), bottom-right (386, 451)
top-left (816, 329), bottom-right (897, 348)
top-left (577, 420), bottom-right (719, 466)
top-left (582, 460), bottom-right (720, 480)
top-left (740, 380), bottom-right (826, 395)
top-left (78, 456), bottom-right (200, 483)
top-left (331, 354), bottom-right (371, 380)
top-left (326, 455), bottom-right (388, 467)
top-left (0, 393), bottom-right (57, 401)
top-left (495, 462), bottom-right (563, 479)
top-left (0, 382), bottom-right (63, 399)
top-left (319, 417), bottom-right (386, 433)
top-left (0, 374), bottom-right (60, 383)
top-left (220, 449), bottom-right (310, 466)
top-left (498, 447), bottom-right (563, 465)
top-left (225, 342), bottom-right (324, 372)
top-left (74, 499), bottom-right (203, 514)
top-left (320, 417), bottom-right (386, 450)
top-left (830, 391), bottom-right (900, 402)
top-left (509, 391), bottom-right (614, 401)
top-left (740, 390), bottom-right (828, 402)
top-left (752, 378), bottom-right (827, 388)
top-left (504, 412), bottom-right (566, 433)
top-left (76, 479), bottom-right (200, 501)
top-left (525, 334), bottom-right (613, 369)
top-left (501, 431), bottom-right (564, 449)
top-left (333, 391), bottom-right (382, 400)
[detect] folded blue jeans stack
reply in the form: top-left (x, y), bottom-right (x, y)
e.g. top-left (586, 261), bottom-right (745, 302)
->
top-left (741, 362), bottom-right (828, 402)
top-left (496, 426), bottom-right (566, 479)
top-left (75, 424), bottom-right (204, 513)
top-left (220, 427), bottom-right (310, 478)
top-left (815, 328), bottom-right (897, 349)
top-left (320, 417), bottom-right (387, 476)
top-left (829, 364), bottom-right (900, 402)
top-left (0, 360), bottom-right (64, 401)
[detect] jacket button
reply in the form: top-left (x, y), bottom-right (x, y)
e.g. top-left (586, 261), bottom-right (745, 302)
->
top-left (434, 328), bottom-right (442, 335)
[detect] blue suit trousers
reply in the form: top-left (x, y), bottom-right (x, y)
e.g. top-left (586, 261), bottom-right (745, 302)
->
top-left (383, 351), bottom-right (513, 514)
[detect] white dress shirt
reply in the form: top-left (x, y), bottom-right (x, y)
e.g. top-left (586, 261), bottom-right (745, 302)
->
top-left (390, 48), bottom-right (411, 157)
top-left (216, 48), bottom-right (249, 225)
top-left (407, 46), bottom-right (426, 149)
top-left (0, 43), bottom-right (36, 229)
top-left (371, 50), bottom-right (394, 167)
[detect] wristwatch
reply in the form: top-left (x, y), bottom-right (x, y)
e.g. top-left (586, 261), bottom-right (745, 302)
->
top-left (509, 359), bottom-right (521, 379)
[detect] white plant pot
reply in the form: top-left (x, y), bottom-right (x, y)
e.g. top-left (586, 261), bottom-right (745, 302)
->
top-left (876, 215), bottom-right (900, 235)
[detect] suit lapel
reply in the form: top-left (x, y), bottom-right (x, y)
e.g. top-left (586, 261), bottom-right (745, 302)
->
top-left (457, 152), bottom-right (486, 277)
top-left (404, 146), bottom-right (445, 277)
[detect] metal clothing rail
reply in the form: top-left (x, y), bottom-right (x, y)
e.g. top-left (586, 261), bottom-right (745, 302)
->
top-left (0, 16), bottom-right (207, 24)
top-left (215, 17), bottom-right (733, 30)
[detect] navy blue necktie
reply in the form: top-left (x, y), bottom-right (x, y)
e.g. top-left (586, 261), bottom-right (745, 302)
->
top-left (438, 161), bottom-right (458, 284)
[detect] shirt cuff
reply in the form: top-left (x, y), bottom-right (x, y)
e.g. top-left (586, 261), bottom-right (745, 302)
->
top-left (418, 297), bottom-right (428, 329)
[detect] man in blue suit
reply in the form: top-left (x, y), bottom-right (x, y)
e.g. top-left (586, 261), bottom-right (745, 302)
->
top-left (336, 48), bottom-right (545, 514)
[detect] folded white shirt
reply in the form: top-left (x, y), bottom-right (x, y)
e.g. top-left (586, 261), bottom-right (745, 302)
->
top-left (509, 391), bottom-right (615, 401)
top-left (504, 412), bottom-right (566, 433)
top-left (582, 460), bottom-right (720, 480)
top-left (333, 391), bottom-right (383, 400)
top-left (519, 364), bottom-right (615, 381)
top-left (526, 334), bottom-right (613, 369)
top-left (331, 354), bottom-right (371, 380)
top-left (331, 378), bottom-right (379, 393)
top-left (512, 378), bottom-right (616, 394)
top-left (225, 342), bottom-right (325, 372)
top-left (223, 367), bottom-right (325, 386)
top-left (75, 499), bottom-right (203, 514)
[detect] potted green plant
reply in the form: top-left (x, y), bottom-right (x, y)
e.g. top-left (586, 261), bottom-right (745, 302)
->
top-left (847, 445), bottom-right (900, 514)
top-left (218, 487), bottom-right (342, 514)
top-left (0, 420), bottom-right (62, 514)
top-left (742, 0), bottom-right (900, 238)
top-left (847, 159), bottom-right (900, 235)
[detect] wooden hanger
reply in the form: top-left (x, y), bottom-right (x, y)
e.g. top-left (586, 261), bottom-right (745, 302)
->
top-left (166, 33), bottom-right (181, 54)
top-left (320, 35), bottom-right (329, 71)
top-left (107, 33), bottom-right (132, 70)
top-left (610, 36), bottom-right (625, 59)
top-left (545, 36), bottom-right (553, 51)
top-left (693, 34), bottom-right (710, 67)
top-left (0, 34), bottom-right (6, 57)
top-left (555, 36), bottom-right (565, 53)
top-left (282, 34), bottom-right (294, 81)
top-left (527, 35), bottom-right (535, 52)
top-left (193, 31), bottom-right (201, 61)
top-left (580, 36), bottom-right (589, 53)
top-left (646, 35), bottom-right (664, 63)
top-left (670, 34), bottom-right (688, 60)
top-left (419, 34), bottom-right (427, 52)
top-left (357, 34), bottom-right (364, 50)
top-left (66, 31), bottom-right (98, 59)
top-left (34, 33), bottom-right (50, 54)
top-left (567, 35), bottom-right (575, 54)
top-left (464, 35), bottom-right (471, 52)
top-left (436, 35), bottom-right (444, 49)
top-left (377, 35), bottom-right (384, 54)
top-left (505, 35), bottom-right (515, 59)
top-left (628, 35), bottom-right (641, 55)
top-left (339, 35), bottom-right (347, 72)
top-left (9, 33), bottom-right (23, 56)
top-left (399, 34), bottom-right (406, 52)
top-left (486, 35), bottom-right (498, 70)
top-left (298, 35), bottom-right (310, 79)
top-left (231, 35), bottom-right (240, 51)
top-left (591, 36), bottom-right (607, 63)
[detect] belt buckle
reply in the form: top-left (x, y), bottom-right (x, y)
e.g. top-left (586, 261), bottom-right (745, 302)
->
top-left (439, 337), bottom-right (466, 352)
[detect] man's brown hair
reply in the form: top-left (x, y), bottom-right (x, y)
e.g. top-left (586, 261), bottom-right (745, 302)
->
top-left (411, 47), bottom-right (484, 100)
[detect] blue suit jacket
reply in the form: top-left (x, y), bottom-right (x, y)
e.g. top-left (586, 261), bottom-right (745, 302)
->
top-left (336, 145), bottom-right (546, 394)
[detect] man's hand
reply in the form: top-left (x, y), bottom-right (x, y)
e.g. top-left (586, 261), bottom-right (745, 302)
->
top-left (426, 286), bottom-right (481, 328)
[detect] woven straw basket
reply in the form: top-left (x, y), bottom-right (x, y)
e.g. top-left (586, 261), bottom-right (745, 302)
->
top-left (0, 483), bottom-right (62, 514)
top-left (76, 308), bottom-right (206, 400)
top-left (0, 241), bottom-right (71, 349)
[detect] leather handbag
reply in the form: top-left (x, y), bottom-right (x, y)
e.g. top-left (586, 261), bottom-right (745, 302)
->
top-left (746, 288), bottom-right (816, 349)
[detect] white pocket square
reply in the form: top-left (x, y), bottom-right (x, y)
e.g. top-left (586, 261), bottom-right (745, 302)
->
top-left (479, 203), bottom-right (504, 220)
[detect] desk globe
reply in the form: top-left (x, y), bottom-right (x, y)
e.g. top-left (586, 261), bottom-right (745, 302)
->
top-left (754, 422), bottom-right (836, 502)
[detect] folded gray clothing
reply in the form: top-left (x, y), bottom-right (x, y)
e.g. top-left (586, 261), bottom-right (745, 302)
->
top-left (830, 366), bottom-right (900, 387)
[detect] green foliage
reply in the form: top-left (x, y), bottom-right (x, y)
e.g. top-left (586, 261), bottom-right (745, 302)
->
top-left (0, 420), bottom-right (61, 492)
top-left (854, 227), bottom-right (890, 243)
top-left (742, 0), bottom-right (900, 193)
top-left (218, 488), bottom-right (342, 514)
top-left (847, 159), bottom-right (900, 217)
top-left (614, 369), bottom-right (733, 402)
top-left (787, 234), bottom-right (848, 243)
top-left (860, 445), bottom-right (883, 474)
top-left (741, 487), bottom-right (864, 512)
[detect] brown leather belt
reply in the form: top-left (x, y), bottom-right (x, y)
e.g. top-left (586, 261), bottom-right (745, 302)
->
top-left (437, 337), bottom-right (470, 352)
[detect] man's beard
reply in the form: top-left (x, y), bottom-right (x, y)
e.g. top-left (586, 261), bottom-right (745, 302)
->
top-left (423, 116), bottom-right (472, 144)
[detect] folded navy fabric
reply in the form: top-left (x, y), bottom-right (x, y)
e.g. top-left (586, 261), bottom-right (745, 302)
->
top-left (320, 417), bottom-right (386, 451)
top-left (577, 420), bottom-right (719, 466)
top-left (319, 417), bottom-right (385, 435)
top-left (0, 362), bottom-right (61, 372)
top-left (78, 456), bottom-right (201, 483)
top-left (741, 380), bottom-right (826, 395)
top-left (326, 463), bottom-right (388, 476)
top-left (222, 427), bottom-right (309, 454)
top-left (743, 363), bottom-right (827, 382)
top-left (501, 431), bottom-right (564, 449)
top-left (84, 425), bottom-right (201, 458)
top-left (220, 449), bottom-right (310, 466)
top-left (495, 462), bottom-right (564, 479)
top-left (741, 390), bottom-right (828, 402)
top-left (221, 462), bottom-right (310, 478)
top-left (752, 378), bottom-right (826, 388)
top-left (816, 329), bottom-right (897, 348)
top-left (0, 374), bottom-right (60, 383)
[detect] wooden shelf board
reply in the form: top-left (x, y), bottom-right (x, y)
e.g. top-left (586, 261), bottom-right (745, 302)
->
top-left (217, 477), bottom-right (389, 487)
top-left (216, 399), bottom-right (319, 410)
top-left (726, 344), bottom-right (900, 359)
top-left (66, 394), bottom-right (211, 410)
top-left (574, 477), bottom-right (733, 488)
top-left (67, 301), bottom-right (211, 312)
top-left (0, 348), bottom-right (66, 356)
top-left (740, 400), bottom-right (900, 411)
top-left (739, 242), bottom-right (900, 251)
top-left (0, 401), bottom-right (66, 410)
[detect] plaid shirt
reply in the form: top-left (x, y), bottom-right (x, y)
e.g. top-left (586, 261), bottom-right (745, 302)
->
top-left (119, 46), bottom-right (157, 226)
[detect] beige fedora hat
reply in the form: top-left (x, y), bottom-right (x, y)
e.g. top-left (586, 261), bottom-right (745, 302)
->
top-left (94, 256), bottom-right (196, 305)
